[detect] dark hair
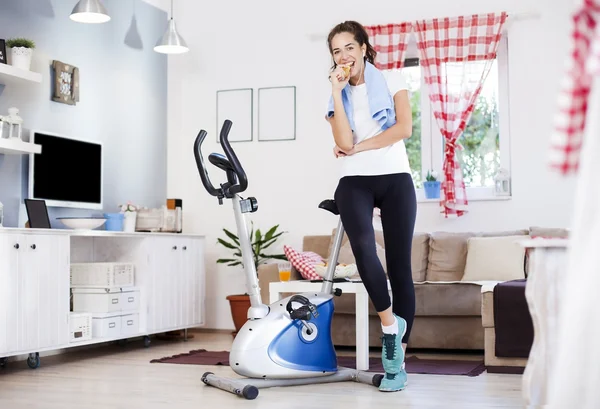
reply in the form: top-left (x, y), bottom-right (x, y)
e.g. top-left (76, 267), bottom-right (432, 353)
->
top-left (327, 21), bottom-right (376, 69)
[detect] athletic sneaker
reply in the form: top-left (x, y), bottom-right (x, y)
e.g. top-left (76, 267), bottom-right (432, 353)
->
top-left (379, 365), bottom-right (408, 392)
top-left (379, 314), bottom-right (407, 392)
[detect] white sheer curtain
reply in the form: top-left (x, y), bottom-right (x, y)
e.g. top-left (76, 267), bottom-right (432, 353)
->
top-left (547, 36), bottom-right (600, 409)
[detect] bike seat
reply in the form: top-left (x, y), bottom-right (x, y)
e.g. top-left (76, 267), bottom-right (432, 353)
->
top-left (209, 153), bottom-right (235, 173)
top-left (318, 199), bottom-right (339, 215)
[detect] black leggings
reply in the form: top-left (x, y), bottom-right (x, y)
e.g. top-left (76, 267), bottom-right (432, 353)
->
top-left (334, 172), bottom-right (417, 344)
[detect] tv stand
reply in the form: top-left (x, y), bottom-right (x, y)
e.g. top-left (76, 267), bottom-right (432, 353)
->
top-left (0, 227), bottom-right (205, 369)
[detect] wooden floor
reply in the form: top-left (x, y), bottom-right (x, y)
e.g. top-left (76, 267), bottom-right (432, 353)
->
top-left (0, 331), bottom-right (524, 408)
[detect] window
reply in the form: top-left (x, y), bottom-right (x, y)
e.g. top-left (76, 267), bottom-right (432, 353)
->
top-left (389, 36), bottom-right (510, 200)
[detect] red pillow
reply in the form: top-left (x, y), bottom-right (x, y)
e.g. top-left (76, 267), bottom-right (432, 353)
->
top-left (283, 245), bottom-right (323, 281)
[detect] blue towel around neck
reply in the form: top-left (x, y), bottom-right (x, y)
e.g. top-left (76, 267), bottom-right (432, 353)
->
top-left (326, 61), bottom-right (397, 133)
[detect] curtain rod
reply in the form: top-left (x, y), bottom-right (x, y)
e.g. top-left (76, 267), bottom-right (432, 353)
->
top-left (307, 10), bottom-right (541, 42)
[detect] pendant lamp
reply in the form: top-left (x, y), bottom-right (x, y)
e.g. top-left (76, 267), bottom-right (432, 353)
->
top-left (70, 0), bottom-right (111, 24)
top-left (154, 0), bottom-right (188, 54)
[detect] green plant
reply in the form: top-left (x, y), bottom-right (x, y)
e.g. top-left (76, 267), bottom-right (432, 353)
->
top-left (425, 170), bottom-right (439, 182)
top-left (6, 38), bottom-right (36, 49)
top-left (216, 222), bottom-right (287, 270)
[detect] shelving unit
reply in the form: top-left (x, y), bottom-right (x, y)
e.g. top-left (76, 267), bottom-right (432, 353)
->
top-left (0, 228), bottom-right (206, 370)
top-left (0, 63), bottom-right (42, 86)
top-left (0, 138), bottom-right (41, 155)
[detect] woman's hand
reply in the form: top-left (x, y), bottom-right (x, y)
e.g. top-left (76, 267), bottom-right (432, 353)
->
top-left (333, 144), bottom-right (346, 158)
top-left (333, 143), bottom-right (361, 157)
top-left (330, 65), bottom-right (349, 92)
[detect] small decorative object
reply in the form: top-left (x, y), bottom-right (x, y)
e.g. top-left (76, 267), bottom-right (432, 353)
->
top-left (120, 202), bottom-right (138, 232)
top-left (494, 168), bottom-right (511, 196)
top-left (423, 170), bottom-right (441, 199)
top-left (0, 39), bottom-right (7, 65)
top-left (52, 60), bottom-right (80, 106)
top-left (2, 107), bottom-right (23, 140)
top-left (6, 37), bottom-right (35, 71)
top-left (103, 213), bottom-right (124, 231)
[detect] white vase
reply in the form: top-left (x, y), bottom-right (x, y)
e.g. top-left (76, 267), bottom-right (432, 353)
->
top-left (123, 211), bottom-right (137, 232)
top-left (9, 47), bottom-right (33, 71)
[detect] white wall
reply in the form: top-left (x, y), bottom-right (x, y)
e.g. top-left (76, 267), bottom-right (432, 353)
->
top-left (166, 0), bottom-right (579, 330)
top-left (0, 0), bottom-right (168, 227)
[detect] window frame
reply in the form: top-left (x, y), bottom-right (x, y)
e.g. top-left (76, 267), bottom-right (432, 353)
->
top-left (402, 35), bottom-right (511, 203)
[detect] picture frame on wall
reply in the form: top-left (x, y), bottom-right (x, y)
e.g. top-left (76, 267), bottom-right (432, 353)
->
top-left (51, 60), bottom-right (80, 105)
top-left (216, 88), bottom-right (253, 143)
top-left (257, 86), bottom-right (296, 142)
top-left (0, 39), bottom-right (7, 65)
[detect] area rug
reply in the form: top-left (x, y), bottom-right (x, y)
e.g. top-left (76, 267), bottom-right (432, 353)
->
top-left (150, 349), bottom-right (486, 377)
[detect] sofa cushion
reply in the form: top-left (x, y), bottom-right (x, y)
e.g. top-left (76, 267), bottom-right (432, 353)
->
top-left (425, 230), bottom-right (528, 282)
top-left (332, 282), bottom-right (483, 317)
top-left (282, 245), bottom-right (323, 280)
top-left (529, 226), bottom-right (569, 238)
top-left (303, 235), bottom-right (333, 259)
top-left (411, 233), bottom-right (429, 281)
top-left (426, 232), bottom-right (477, 281)
top-left (414, 282), bottom-right (483, 316)
top-left (461, 235), bottom-right (526, 282)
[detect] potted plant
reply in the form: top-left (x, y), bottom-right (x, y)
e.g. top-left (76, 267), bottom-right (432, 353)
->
top-left (6, 38), bottom-right (35, 71)
top-left (119, 202), bottom-right (138, 232)
top-left (216, 222), bottom-right (287, 336)
top-left (423, 170), bottom-right (441, 199)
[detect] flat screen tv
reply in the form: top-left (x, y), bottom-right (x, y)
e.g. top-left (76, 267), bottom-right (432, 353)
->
top-left (28, 130), bottom-right (103, 210)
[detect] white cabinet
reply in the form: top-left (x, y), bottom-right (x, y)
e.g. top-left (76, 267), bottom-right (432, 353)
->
top-left (0, 232), bottom-right (70, 356)
top-left (145, 236), bottom-right (204, 333)
top-left (0, 228), bottom-right (205, 368)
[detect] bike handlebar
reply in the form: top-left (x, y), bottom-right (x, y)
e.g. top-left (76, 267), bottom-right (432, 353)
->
top-left (193, 119), bottom-right (248, 200)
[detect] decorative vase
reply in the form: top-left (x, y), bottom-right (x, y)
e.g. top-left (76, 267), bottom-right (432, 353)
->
top-left (226, 294), bottom-right (251, 337)
top-left (423, 181), bottom-right (441, 199)
top-left (123, 211), bottom-right (137, 232)
top-left (9, 47), bottom-right (33, 71)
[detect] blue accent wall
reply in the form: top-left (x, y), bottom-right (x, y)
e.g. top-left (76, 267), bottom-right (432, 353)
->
top-left (0, 0), bottom-right (167, 227)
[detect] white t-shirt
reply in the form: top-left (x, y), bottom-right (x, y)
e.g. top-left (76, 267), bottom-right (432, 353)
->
top-left (338, 70), bottom-right (412, 178)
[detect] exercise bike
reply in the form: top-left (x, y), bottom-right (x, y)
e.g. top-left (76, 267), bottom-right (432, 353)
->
top-left (194, 119), bottom-right (383, 399)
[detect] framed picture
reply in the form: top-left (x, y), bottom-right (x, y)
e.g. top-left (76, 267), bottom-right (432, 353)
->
top-left (0, 39), bottom-right (7, 65)
top-left (52, 60), bottom-right (80, 105)
top-left (258, 86), bottom-right (296, 141)
top-left (216, 88), bottom-right (253, 143)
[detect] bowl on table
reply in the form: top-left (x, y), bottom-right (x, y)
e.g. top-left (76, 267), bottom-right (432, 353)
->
top-left (57, 217), bottom-right (107, 230)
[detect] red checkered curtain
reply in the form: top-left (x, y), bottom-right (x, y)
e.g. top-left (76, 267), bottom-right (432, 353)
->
top-left (364, 22), bottom-right (413, 69)
top-left (414, 12), bottom-right (507, 217)
top-left (549, 0), bottom-right (600, 174)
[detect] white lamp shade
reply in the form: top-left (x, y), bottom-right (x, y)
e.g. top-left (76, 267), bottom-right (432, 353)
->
top-left (154, 18), bottom-right (189, 54)
top-left (70, 0), bottom-right (111, 24)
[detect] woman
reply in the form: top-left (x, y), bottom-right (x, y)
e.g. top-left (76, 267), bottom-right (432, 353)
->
top-left (325, 21), bottom-right (417, 392)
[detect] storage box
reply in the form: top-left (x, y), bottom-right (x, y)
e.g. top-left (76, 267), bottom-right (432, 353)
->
top-left (70, 262), bottom-right (135, 288)
top-left (91, 312), bottom-right (140, 339)
top-left (69, 313), bottom-right (92, 342)
top-left (72, 287), bottom-right (140, 313)
top-left (92, 313), bottom-right (122, 339)
top-left (120, 313), bottom-right (140, 336)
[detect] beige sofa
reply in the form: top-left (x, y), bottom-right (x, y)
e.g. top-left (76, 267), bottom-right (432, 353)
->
top-left (258, 227), bottom-right (542, 351)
